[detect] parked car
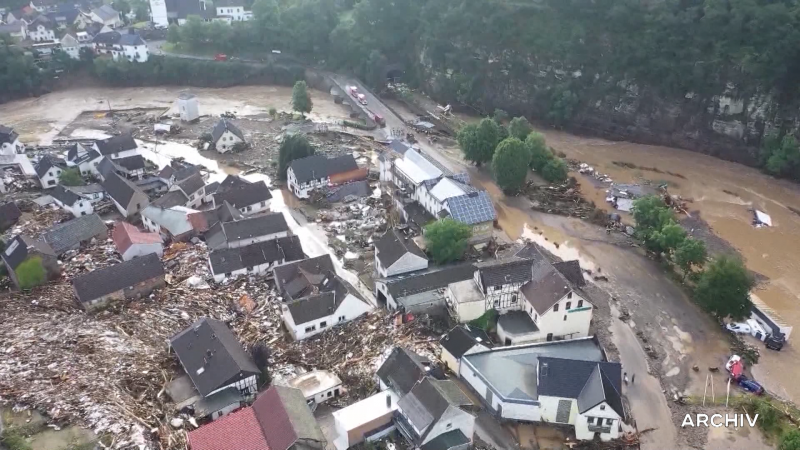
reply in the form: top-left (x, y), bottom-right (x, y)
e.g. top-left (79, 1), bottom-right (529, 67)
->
top-left (725, 355), bottom-right (743, 379)
top-left (765, 333), bottom-right (785, 351)
top-left (358, 94), bottom-right (368, 105)
top-left (214, 54), bottom-right (228, 61)
top-left (738, 376), bottom-right (765, 395)
top-left (726, 322), bottom-right (751, 334)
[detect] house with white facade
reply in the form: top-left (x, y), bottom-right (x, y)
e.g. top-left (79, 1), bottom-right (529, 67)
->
top-left (35, 155), bottom-right (65, 188)
top-left (395, 378), bottom-right (475, 449)
top-left (274, 255), bottom-right (373, 340)
top-left (93, 133), bottom-right (139, 159)
top-left (66, 183), bottom-right (105, 204)
top-left (112, 222), bottom-right (163, 261)
top-left (332, 390), bottom-right (399, 450)
top-left (177, 92), bottom-right (200, 122)
top-left (214, 0), bottom-right (252, 21)
top-left (27, 15), bottom-right (55, 41)
top-left (211, 118), bottom-right (245, 153)
top-left (287, 154), bottom-right (366, 199)
top-left (205, 212), bottom-right (290, 250)
top-left (141, 205), bottom-right (197, 242)
top-left (208, 234), bottom-right (304, 282)
top-left (0, 125), bottom-right (24, 155)
top-left (51, 185), bottom-right (93, 217)
top-left (212, 179), bottom-right (272, 215)
top-left (90, 4), bottom-right (122, 28)
top-left (170, 171), bottom-right (205, 208)
top-left (458, 338), bottom-right (624, 442)
top-left (92, 30), bottom-right (149, 62)
top-left (65, 142), bottom-right (100, 175)
top-left (375, 263), bottom-right (476, 314)
top-left (59, 33), bottom-right (80, 59)
top-left (102, 171), bottom-right (149, 217)
top-left (170, 317), bottom-right (261, 419)
top-left (374, 228), bottom-right (428, 278)
top-left (439, 325), bottom-right (492, 374)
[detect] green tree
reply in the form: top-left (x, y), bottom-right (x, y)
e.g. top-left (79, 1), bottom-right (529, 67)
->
top-left (457, 123), bottom-right (480, 164)
top-left (167, 24), bottom-right (181, 44)
top-left (134, 2), bottom-right (149, 21)
top-left (649, 222), bottom-right (686, 255)
top-left (424, 218), bottom-right (472, 264)
top-left (694, 256), bottom-right (754, 320)
top-left (469, 118), bottom-right (502, 166)
top-left (16, 256), bottom-right (46, 290)
top-left (291, 80), bottom-right (313, 116)
top-left (508, 116), bottom-right (532, 140)
top-left (763, 134), bottom-right (800, 178)
top-left (278, 133), bottom-right (315, 180)
top-left (540, 158), bottom-right (568, 184)
top-left (493, 108), bottom-right (508, 123)
top-left (269, 107), bottom-right (277, 117)
top-left (780, 429), bottom-right (800, 450)
top-left (526, 132), bottom-right (551, 170)
top-left (492, 138), bottom-right (529, 194)
top-left (58, 168), bottom-right (84, 186)
top-left (112, 0), bottom-right (131, 18)
top-left (674, 238), bottom-right (707, 277)
top-left (631, 196), bottom-right (674, 239)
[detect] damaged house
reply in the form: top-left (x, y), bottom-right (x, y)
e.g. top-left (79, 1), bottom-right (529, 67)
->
top-left (375, 263), bottom-right (476, 315)
top-left (168, 317), bottom-right (261, 421)
top-left (102, 171), bottom-right (149, 217)
top-left (212, 179), bottom-right (272, 215)
top-left (0, 125), bottom-right (25, 155)
top-left (0, 202), bottom-right (22, 232)
top-left (273, 254), bottom-right (373, 340)
top-left (374, 228), bottom-right (428, 278)
top-left (170, 171), bottom-right (206, 208)
top-left (42, 213), bottom-right (108, 255)
top-left (112, 221), bottom-right (163, 261)
top-left (51, 185), bottom-right (93, 217)
top-left (187, 201), bottom-right (243, 234)
top-left (286, 154), bottom-right (367, 199)
top-left (205, 212), bottom-right (290, 250)
top-left (65, 143), bottom-right (101, 176)
top-left (141, 204), bottom-right (197, 242)
top-left (208, 234), bottom-right (305, 282)
top-left (35, 155), bottom-right (66, 189)
top-left (211, 118), bottom-right (245, 153)
top-left (72, 252), bottom-right (165, 311)
top-left (1, 235), bottom-right (60, 290)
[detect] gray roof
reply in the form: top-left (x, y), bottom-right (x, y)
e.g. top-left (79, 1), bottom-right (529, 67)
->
top-left (385, 263), bottom-right (475, 299)
top-left (194, 386), bottom-right (243, 418)
top-left (170, 317), bottom-right (261, 396)
top-left (92, 31), bottom-right (121, 46)
top-left (398, 378), bottom-right (471, 442)
top-left (376, 347), bottom-right (429, 397)
top-left (521, 264), bottom-right (573, 315)
top-left (497, 310), bottom-right (539, 335)
top-left (68, 183), bottom-right (104, 195)
top-left (223, 213), bottom-right (288, 241)
top-left (288, 154), bottom-right (359, 184)
top-left (0, 202), bottom-right (22, 230)
top-left (91, 4), bottom-right (118, 21)
top-left (211, 118), bottom-right (244, 142)
top-left (476, 257), bottom-right (532, 290)
top-left (213, 181), bottom-right (271, 208)
top-left (98, 156), bottom-right (119, 180)
top-left (204, 181), bottom-right (220, 195)
top-left (142, 205), bottom-right (195, 237)
top-left (576, 364), bottom-right (624, 417)
top-left (326, 180), bottom-right (371, 202)
top-left (388, 139), bottom-right (410, 154)
top-left (0, 22), bottom-right (25, 34)
top-left (554, 260), bottom-right (586, 287)
top-left (35, 155), bottom-right (65, 178)
top-left (102, 171), bottom-right (145, 208)
top-left (118, 32), bottom-right (145, 46)
top-left (2, 235), bottom-right (55, 270)
top-left (42, 213), bottom-right (107, 255)
top-left (0, 125), bottom-right (18, 145)
top-left (72, 252), bottom-right (164, 303)
top-left (514, 242), bottom-right (546, 261)
top-left (444, 191), bottom-right (496, 225)
top-left (420, 429), bottom-right (470, 450)
top-left (273, 254), bottom-right (336, 300)
top-left (218, 174), bottom-right (250, 191)
top-left (176, 172), bottom-right (205, 196)
top-left (374, 228), bottom-right (427, 269)
top-left (115, 154), bottom-right (146, 171)
top-left (95, 134), bottom-right (137, 155)
top-left (51, 185), bottom-right (81, 206)
top-left (283, 273), bottom-right (364, 324)
top-left (209, 235), bottom-right (304, 275)
top-left (440, 325), bottom-right (492, 359)
top-left (74, 149), bottom-right (100, 165)
top-left (152, 190), bottom-right (188, 208)
top-left (462, 338), bottom-right (604, 401)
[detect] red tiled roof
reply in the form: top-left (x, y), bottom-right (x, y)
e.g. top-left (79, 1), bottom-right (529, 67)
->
top-left (187, 211), bottom-right (209, 233)
top-left (187, 408), bottom-right (270, 450)
top-left (112, 222), bottom-right (161, 254)
top-left (252, 387), bottom-right (298, 450)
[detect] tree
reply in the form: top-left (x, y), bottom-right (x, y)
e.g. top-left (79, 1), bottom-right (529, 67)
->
top-left (526, 132), bottom-right (551, 170)
top-left (631, 196), bottom-right (674, 239)
top-left (674, 238), bottom-right (707, 277)
top-left (112, 0), bottom-right (131, 18)
top-left (278, 133), bottom-right (315, 180)
top-left (649, 222), bottom-right (686, 255)
top-left (167, 24), bottom-right (181, 44)
top-left (694, 256), bottom-right (754, 320)
top-left (269, 107), bottom-right (277, 117)
top-left (58, 168), bottom-right (84, 186)
top-left (457, 123), bottom-right (480, 164)
top-left (424, 218), bottom-right (472, 264)
top-left (291, 80), bottom-right (313, 116)
top-left (16, 256), bottom-right (46, 290)
top-left (763, 134), bottom-right (800, 178)
top-left (493, 108), bottom-right (508, 123)
top-left (508, 116), bottom-right (532, 140)
top-left (540, 158), bottom-right (568, 184)
top-left (468, 118), bottom-right (502, 166)
top-left (492, 138), bottom-right (529, 194)
top-left (134, 2), bottom-right (149, 21)
top-left (780, 430), bottom-right (800, 450)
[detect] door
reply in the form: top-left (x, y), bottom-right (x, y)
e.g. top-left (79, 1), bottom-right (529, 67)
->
top-left (505, 338), bottom-right (511, 345)
top-left (546, 333), bottom-right (553, 341)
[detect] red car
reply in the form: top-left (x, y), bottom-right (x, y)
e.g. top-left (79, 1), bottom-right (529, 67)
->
top-left (214, 54), bottom-right (228, 61)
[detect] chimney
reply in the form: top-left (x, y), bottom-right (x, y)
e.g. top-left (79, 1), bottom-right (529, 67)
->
top-left (386, 394), bottom-right (392, 408)
top-left (541, 362), bottom-right (548, 376)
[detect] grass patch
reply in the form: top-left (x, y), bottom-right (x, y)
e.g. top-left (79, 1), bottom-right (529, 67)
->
top-left (469, 309), bottom-right (498, 332)
top-left (1, 428), bottom-right (32, 450)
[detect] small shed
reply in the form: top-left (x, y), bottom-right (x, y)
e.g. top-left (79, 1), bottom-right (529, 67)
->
top-left (286, 370), bottom-right (342, 409)
top-left (177, 92), bottom-right (199, 122)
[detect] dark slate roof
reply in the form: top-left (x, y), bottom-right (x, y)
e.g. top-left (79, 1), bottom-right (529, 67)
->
top-left (521, 264), bottom-right (573, 315)
top-left (35, 155), bottom-right (65, 178)
top-left (95, 133), bottom-right (136, 155)
top-left (209, 235), bottom-right (304, 275)
top-left (420, 429), bottom-right (470, 450)
top-left (115, 154), bottom-right (146, 171)
top-left (273, 254), bottom-right (336, 300)
top-left (253, 386), bottom-right (326, 450)
top-left (398, 378), bottom-right (470, 441)
top-left (211, 119), bottom-right (245, 142)
top-left (385, 263), bottom-right (476, 299)
top-left (72, 252), bottom-right (164, 303)
top-left (174, 164), bottom-right (201, 181)
top-left (51, 184), bottom-right (81, 206)
top-left (514, 242), bottom-right (546, 261)
top-left (152, 190), bottom-right (188, 209)
top-left (92, 30), bottom-right (121, 45)
top-left (284, 272), bottom-right (363, 324)
top-left (538, 357), bottom-right (623, 417)
top-left (92, 4), bottom-right (118, 21)
top-left (204, 181), bottom-right (220, 195)
top-left (218, 174), bottom-right (250, 191)
top-left (2, 235), bottom-right (56, 270)
top-left (0, 125), bottom-right (19, 145)
top-left (0, 202), bottom-right (22, 230)
top-left (444, 191), bottom-right (496, 225)
top-left (213, 181), bottom-right (272, 208)
top-left (98, 156), bottom-right (119, 180)
top-left (440, 325), bottom-right (492, 359)
top-left (554, 260), bottom-right (586, 287)
top-left (577, 364), bottom-right (625, 417)
top-left (374, 228), bottom-right (427, 269)
top-left (222, 213), bottom-right (288, 241)
top-left (476, 257), bottom-right (532, 290)
top-left (376, 347), bottom-right (428, 397)
top-left (170, 317), bottom-right (261, 397)
top-left (403, 201), bottom-right (436, 228)
top-left (118, 32), bottom-right (145, 46)
top-left (42, 213), bottom-right (107, 255)
top-left (288, 154), bottom-right (359, 184)
top-left (74, 149), bottom-right (100, 165)
top-left (177, 172), bottom-right (205, 195)
top-left (326, 180), bottom-right (371, 202)
top-left (102, 172), bottom-right (143, 208)
top-left (388, 139), bottom-right (410, 154)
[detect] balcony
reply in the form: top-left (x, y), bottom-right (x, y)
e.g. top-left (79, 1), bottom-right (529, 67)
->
top-left (587, 424), bottom-right (612, 434)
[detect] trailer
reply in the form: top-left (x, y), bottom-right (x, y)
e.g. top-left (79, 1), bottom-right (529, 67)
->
top-left (750, 296), bottom-right (792, 341)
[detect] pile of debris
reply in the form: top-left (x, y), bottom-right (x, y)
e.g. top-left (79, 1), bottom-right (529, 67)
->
top-left (4, 207), bottom-right (72, 238)
top-left (317, 195), bottom-right (390, 262)
top-left (1, 169), bottom-right (39, 194)
top-left (525, 180), bottom-right (601, 221)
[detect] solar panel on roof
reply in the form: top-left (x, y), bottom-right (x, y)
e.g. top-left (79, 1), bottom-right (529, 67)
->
top-left (446, 191), bottom-right (496, 225)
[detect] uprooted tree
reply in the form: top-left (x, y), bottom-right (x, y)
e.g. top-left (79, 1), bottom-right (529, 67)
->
top-left (278, 133), bottom-right (316, 180)
top-left (424, 218), bottom-right (472, 264)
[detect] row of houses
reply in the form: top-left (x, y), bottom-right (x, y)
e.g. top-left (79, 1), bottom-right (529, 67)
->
top-left (149, 0), bottom-right (254, 29)
top-left (1, 2), bottom-right (123, 42)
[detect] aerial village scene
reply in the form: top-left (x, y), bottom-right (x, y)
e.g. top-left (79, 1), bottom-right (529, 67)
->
top-left (4, 1), bottom-right (800, 450)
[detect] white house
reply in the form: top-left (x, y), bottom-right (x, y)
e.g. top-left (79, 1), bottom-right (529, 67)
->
top-left (177, 92), bottom-right (200, 122)
top-left (0, 21), bottom-right (27, 40)
top-left (333, 390), bottom-right (399, 450)
top-left (274, 255), bottom-right (373, 340)
top-left (439, 325), bottom-right (492, 374)
top-left (375, 263), bottom-right (475, 314)
top-left (141, 205), bottom-right (197, 242)
top-left (51, 185), bottom-right (93, 217)
top-left (68, 183), bottom-right (106, 204)
top-left (116, 31), bottom-right (148, 62)
top-left (75, 31), bottom-right (90, 46)
top-left (214, 0), bottom-right (252, 21)
top-left (374, 228), bottom-right (428, 278)
top-left (170, 171), bottom-right (205, 208)
top-left (0, 125), bottom-right (25, 155)
top-left (112, 221), bottom-right (163, 261)
top-left (205, 213), bottom-right (290, 250)
top-left (93, 133), bottom-right (139, 160)
top-left (208, 235), bottom-right (304, 282)
top-left (27, 16), bottom-right (55, 41)
top-left (66, 144), bottom-right (102, 177)
top-left (210, 118), bottom-right (245, 153)
top-left (212, 179), bottom-right (272, 215)
top-left (458, 338), bottom-right (624, 442)
top-left (90, 5), bottom-right (122, 28)
top-left (286, 154), bottom-right (364, 199)
top-left (395, 378), bottom-right (475, 448)
top-left (286, 370), bottom-right (342, 409)
top-left (35, 155), bottom-right (65, 189)
top-left (59, 33), bottom-right (80, 59)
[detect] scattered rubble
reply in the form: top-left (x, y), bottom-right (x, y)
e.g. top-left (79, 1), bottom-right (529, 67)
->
top-left (525, 179), bottom-right (606, 224)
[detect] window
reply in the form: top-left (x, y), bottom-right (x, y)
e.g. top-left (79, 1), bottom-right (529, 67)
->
top-left (587, 417), bottom-right (594, 424)
top-left (225, 272), bottom-right (231, 277)
top-left (564, 315), bottom-right (567, 321)
top-left (446, 423), bottom-right (452, 430)
top-left (577, 300), bottom-right (583, 308)
top-left (567, 292), bottom-right (573, 299)
top-left (327, 391), bottom-right (332, 397)
top-left (553, 303), bottom-right (559, 312)
top-left (338, 315), bottom-right (345, 322)
top-left (566, 301), bottom-right (571, 310)
top-left (511, 294), bottom-right (517, 303)
top-left (606, 418), bottom-right (614, 426)
top-left (304, 325), bottom-right (316, 333)
top-left (48, 180), bottom-right (56, 185)
top-left (320, 321), bottom-right (327, 328)
top-left (247, 266), bottom-right (253, 272)
top-left (260, 201), bottom-right (266, 207)
top-left (600, 405), bottom-right (605, 411)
